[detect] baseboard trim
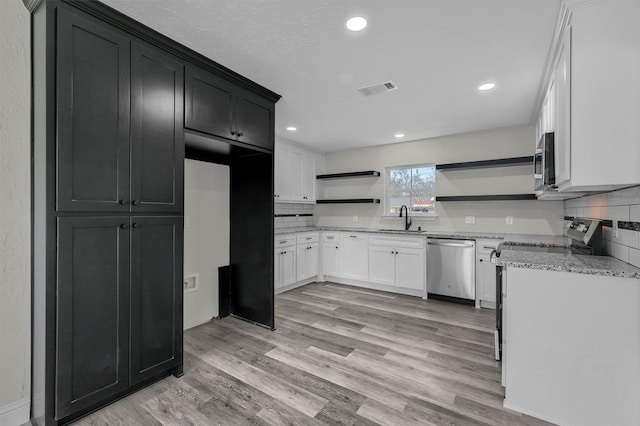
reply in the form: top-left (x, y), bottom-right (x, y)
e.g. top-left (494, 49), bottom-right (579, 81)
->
top-left (0, 398), bottom-right (30, 426)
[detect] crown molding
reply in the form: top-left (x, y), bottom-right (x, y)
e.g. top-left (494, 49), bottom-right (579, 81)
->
top-left (22, 0), bottom-right (42, 13)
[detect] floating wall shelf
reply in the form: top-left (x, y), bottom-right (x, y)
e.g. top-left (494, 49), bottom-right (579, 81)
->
top-left (436, 194), bottom-right (537, 202)
top-left (436, 156), bottom-right (534, 171)
top-left (316, 170), bottom-right (380, 179)
top-left (316, 198), bottom-right (381, 204)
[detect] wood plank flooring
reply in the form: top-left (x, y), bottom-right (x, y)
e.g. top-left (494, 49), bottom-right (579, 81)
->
top-left (73, 282), bottom-right (554, 426)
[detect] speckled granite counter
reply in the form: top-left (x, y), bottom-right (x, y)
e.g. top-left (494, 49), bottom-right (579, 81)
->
top-left (275, 226), bottom-right (567, 245)
top-left (496, 248), bottom-right (640, 279)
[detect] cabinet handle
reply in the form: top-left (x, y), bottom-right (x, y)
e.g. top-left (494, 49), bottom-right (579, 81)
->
top-left (349, 235), bottom-right (357, 238)
top-left (132, 200), bottom-right (140, 206)
top-left (120, 223), bottom-right (129, 229)
top-left (132, 223), bottom-right (138, 229)
top-left (118, 199), bottom-right (127, 205)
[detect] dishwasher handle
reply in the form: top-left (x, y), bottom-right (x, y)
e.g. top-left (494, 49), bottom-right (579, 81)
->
top-left (427, 240), bottom-right (475, 248)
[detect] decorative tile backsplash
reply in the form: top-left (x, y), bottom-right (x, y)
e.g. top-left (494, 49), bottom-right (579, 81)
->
top-left (274, 203), bottom-right (314, 231)
top-left (564, 185), bottom-right (640, 268)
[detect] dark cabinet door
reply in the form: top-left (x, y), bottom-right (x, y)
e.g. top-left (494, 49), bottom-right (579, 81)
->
top-left (56, 8), bottom-right (131, 212)
top-left (56, 217), bottom-right (130, 419)
top-left (184, 66), bottom-right (236, 140)
top-left (130, 216), bottom-right (183, 385)
top-left (131, 42), bottom-right (185, 213)
top-left (236, 89), bottom-right (275, 151)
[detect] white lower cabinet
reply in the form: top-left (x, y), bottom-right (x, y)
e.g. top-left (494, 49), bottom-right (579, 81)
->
top-left (274, 247), bottom-right (295, 291)
top-left (339, 233), bottom-right (369, 281)
top-left (296, 243), bottom-right (318, 281)
top-left (368, 236), bottom-right (425, 292)
top-left (475, 239), bottom-right (501, 308)
top-left (322, 233), bottom-right (340, 276)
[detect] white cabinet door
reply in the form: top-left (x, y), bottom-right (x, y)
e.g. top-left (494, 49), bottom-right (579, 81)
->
top-left (395, 248), bottom-right (425, 291)
top-left (296, 244), bottom-right (308, 281)
top-left (307, 243), bottom-right (319, 277)
top-left (281, 249), bottom-right (296, 287)
top-left (289, 150), bottom-right (304, 202)
top-left (322, 242), bottom-right (340, 277)
top-left (368, 246), bottom-right (395, 286)
top-left (274, 146), bottom-right (290, 201)
top-left (302, 153), bottom-right (316, 202)
top-left (477, 253), bottom-right (496, 303)
top-left (274, 249), bottom-right (282, 289)
top-left (555, 24), bottom-right (571, 186)
top-left (339, 234), bottom-right (368, 281)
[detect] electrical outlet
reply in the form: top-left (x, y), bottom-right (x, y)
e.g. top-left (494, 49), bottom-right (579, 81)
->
top-left (506, 216), bottom-right (514, 225)
top-left (183, 274), bottom-right (199, 293)
top-left (352, 215), bottom-right (358, 223)
top-left (465, 216), bottom-right (475, 224)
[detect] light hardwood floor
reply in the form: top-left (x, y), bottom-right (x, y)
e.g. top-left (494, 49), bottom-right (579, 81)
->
top-left (73, 282), bottom-right (554, 425)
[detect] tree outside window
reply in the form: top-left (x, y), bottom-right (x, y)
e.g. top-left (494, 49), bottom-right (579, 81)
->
top-left (386, 165), bottom-right (436, 215)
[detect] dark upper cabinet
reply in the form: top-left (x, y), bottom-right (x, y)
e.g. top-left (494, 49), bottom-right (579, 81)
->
top-left (236, 88), bottom-right (275, 151)
top-left (130, 216), bottom-right (183, 384)
top-left (56, 9), bottom-right (184, 213)
top-left (56, 217), bottom-right (130, 419)
top-left (185, 66), bottom-right (275, 150)
top-left (56, 8), bottom-right (131, 212)
top-left (131, 42), bottom-right (185, 213)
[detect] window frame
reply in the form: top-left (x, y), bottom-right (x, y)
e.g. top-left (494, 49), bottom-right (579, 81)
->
top-left (383, 163), bottom-right (437, 219)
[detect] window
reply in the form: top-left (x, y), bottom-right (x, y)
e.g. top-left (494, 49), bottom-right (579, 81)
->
top-left (385, 164), bottom-right (436, 216)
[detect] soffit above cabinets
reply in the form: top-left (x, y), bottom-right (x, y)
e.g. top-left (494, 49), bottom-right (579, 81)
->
top-left (102, 0), bottom-right (561, 153)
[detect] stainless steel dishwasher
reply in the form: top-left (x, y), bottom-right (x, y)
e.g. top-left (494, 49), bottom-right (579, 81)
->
top-left (427, 238), bottom-right (476, 300)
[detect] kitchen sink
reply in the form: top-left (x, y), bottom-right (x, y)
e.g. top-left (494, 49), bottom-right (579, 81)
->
top-left (376, 228), bottom-right (424, 233)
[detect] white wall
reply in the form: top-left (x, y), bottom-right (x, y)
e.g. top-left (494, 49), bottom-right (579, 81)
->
top-left (0, 1), bottom-right (32, 425)
top-left (316, 126), bottom-right (564, 235)
top-left (183, 160), bottom-right (230, 329)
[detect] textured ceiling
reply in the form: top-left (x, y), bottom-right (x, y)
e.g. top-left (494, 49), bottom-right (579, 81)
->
top-left (102, 0), bottom-right (561, 152)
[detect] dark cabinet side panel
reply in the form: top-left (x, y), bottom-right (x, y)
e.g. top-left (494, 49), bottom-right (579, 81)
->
top-left (185, 66), bottom-right (236, 140)
top-left (56, 8), bottom-right (130, 212)
top-left (236, 89), bottom-right (275, 151)
top-left (131, 42), bottom-right (184, 213)
top-left (56, 217), bottom-right (130, 419)
top-left (230, 152), bottom-right (274, 328)
top-left (130, 216), bottom-right (183, 384)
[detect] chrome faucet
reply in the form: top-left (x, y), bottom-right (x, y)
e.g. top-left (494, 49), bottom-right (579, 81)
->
top-left (399, 205), bottom-right (412, 230)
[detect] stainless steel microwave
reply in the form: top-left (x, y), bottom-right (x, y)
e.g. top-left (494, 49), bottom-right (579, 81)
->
top-left (534, 132), bottom-right (555, 191)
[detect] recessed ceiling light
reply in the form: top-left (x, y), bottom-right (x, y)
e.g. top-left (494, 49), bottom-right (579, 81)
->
top-left (346, 16), bottom-right (367, 32)
top-left (286, 126), bottom-right (297, 131)
top-left (394, 133), bottom-right (405, 138)
top-left (478, 82), bottom-right (496, 91)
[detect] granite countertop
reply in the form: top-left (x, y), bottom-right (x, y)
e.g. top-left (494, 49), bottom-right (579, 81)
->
top-left (496, 248), bottom-right (640, 279)
top-left (275, 226), bottom-right (566, 244)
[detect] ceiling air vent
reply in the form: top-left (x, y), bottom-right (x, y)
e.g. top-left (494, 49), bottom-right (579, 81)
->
top-left (357, 80), bottom-right (399, 97)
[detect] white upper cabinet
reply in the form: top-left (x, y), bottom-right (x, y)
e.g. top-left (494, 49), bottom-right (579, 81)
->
top-left (274, 140), bottom-right (317, 204)
top-left (540, 1), bottom-right (640, 193)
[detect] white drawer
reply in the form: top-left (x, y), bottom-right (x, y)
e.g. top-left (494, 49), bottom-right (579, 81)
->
top-left (296, 232), bottom-right (319, 244)
top-left (340, 232), bottom-right (369, 242)
top-left (322, 232), bottom-right (339, 242)
top-left (369, 235), bottom-right (425, 249)
top-left (274, 236), bottom-right (295, 248)
top-left (476, 239), bottom-right (501, 254)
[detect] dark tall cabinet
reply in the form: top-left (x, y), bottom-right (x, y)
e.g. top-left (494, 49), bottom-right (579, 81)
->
top-left (32, 1), bottom-right (279, 424)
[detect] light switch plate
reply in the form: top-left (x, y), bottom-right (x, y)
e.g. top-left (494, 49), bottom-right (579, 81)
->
top-left (352, 215), bottom-right (358, 223)
top-left (465, 216), bottom-right (475, 224)
top-left (506, 216), bottom-right (514, 225)
top-left (183, 273), bottom-right (199, 293)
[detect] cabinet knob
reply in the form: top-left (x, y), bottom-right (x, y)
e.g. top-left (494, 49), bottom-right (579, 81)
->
top-left (132, 223), bottom-right (138, 229)
top-left (480, 259), bottom-right (483, 262)
top-left (237, 132), bottom-right (243, 137)
top-left (132, 200), bottom-right (140, 206)
top-left (120, 223), bottom-right (129, 229)
top-left (118, 199), bottom-right (127, 205)
top-left (336, 246), bottom-right (339, 249)
top-left (231, 130), bottom-right (236, 136)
